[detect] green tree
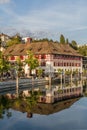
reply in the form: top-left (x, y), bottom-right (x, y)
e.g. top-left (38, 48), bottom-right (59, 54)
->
top-left (16, 57), bottom-right (24, 77)
top-left (37, 68), bottom-right (43, 78)
top-left (0, 51), bottom-right (11, 81)
top-left (57, 69), bottom-right (63, 89)
top-left (25, 51), bottom-right (39, 71)
top-left (66, 38), bottom-right (69, 44)
top-left (65, 70), bottom-right (73, 87)
top-left (6, 36), bottom-right (21, 47)
top-left (25, 51), bottom-right (39, 92)
top-left (78, 45), bottom-right (87, 56)
top-left (60, 34), bottom-right (65, 44)
top-left (70, 40), bottom-right (78, 50)
top-left (0, 38), bottom-right (2, 49)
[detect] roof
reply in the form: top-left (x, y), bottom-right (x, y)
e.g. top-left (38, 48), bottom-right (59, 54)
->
top-left (4, 41), bottom-right (82, 57)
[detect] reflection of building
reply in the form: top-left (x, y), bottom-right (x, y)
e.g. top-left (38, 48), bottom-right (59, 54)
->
top-left (33, 98), bottom-right (80, 115)
top-left (4, 41), bottom-right (82, 76)
top-left (8, 94), bottom-right (80, 115)
top-left (39, 86), bottom-right (82, 103)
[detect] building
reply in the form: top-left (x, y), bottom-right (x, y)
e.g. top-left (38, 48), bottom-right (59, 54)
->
top-left (0, 33), bottom-right (10, 47)
top-left (22, 37), bottom-right (32, 43)
top-left (4, 41), bottom-right (82, 76)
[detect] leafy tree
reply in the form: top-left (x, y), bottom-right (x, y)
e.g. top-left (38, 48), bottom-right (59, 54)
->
top-left (0, 51), bottom-right (11, 81)
top-left (25, 50), bottom-right (39, 71)
top-left (16, 57), bottom-right (24, 77)
top-left (0, 38), bottom-right (2, 49)
top-left (70, 40), bottom-right (78, 50)
top-left (78, 45), bottom-right (87, 56)
top-left (60, 34), bottom-right (65, 44)
top-left (25, 51), bottom-right (39, 92)
top-left (57, 69), bottom-right (63, 88)
top-left (37, 68), bottom-right (43, 78)
top-left (66, 38), bottom-right (69, 44)
top-left (6, 36), bottom-right (21, 47)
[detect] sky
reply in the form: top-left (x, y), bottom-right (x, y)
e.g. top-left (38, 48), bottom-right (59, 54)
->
top-left (0, 0), bottom-right (87, 44)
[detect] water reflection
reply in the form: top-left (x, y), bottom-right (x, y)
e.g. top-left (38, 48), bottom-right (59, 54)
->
top-left (0, 95), bottom-right (87, 130)
top-left (0, 94), bottom-right (80, 119)
top-left (0, 78), bottom-right (85, 130)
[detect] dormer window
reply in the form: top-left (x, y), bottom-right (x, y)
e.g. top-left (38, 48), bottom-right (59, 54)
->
top-left (29, 48), bottom-right (32, 51)
top-left (53, 48), bottom-right (57, 51)
top-left (9, 49), bottom-right (13, 53)
top-left (20, 49), bottom-right (24, 52)
top-left (38, 48), bottom-right (42, 51)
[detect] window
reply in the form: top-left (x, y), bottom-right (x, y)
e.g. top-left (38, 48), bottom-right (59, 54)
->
top-left (41, 55), bottom-right (46, 59)
top-left (20, 49), bottom-right (24, 52)
top-left (20, 56), bottom-right (24, 60)
top-left (38, 48), bottom-right (42, 51)
top-left (9, 49), bottom-right (13, 53)
top-left (10, 56), bottom-right (15, 60)
top-left (41, 62), bottom-right (46, 66)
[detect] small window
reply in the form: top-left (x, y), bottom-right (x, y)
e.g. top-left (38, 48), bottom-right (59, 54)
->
top-left (29, 48), bottom-right (32, 51)
top-left (9, 49), bottom-right (13, 53)
top-left (53, 48), bottom-right (57, 51)
top-left (38, 48), bottom-right (42, 51)
top-left (20, 49), bottom-right (24, 52)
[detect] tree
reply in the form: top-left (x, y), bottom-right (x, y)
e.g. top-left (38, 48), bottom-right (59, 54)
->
top-left (37, 68), bottom-right (43, 78)
top-left (6, 36), bottom-right (21, 47)
top-left (25, 51), bottom-right (39, 92)
top-left (0, 38), bottom-right (2, 50)
top-left (70, 40), bottom-right (78, 50)
top-left (65, 70), bottom-right (73, 87)
top-left (16, 57), bottom-right (24, 77)
top-left (57, 69), bottom-right (63, 89)
top-left (60, 34), bottom-right (65, 44)
top-left (0, 51), bottom-right (11, 81)
top-left (66, 38), bottom-right (69, 44)
top-left (78, 45), bottom-right (87, 56)
top-left (25, 51), bottom-right (39, 72)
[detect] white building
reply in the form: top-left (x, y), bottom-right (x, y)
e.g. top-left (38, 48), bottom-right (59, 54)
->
top-left (4, 41), bottom-right (82, 76)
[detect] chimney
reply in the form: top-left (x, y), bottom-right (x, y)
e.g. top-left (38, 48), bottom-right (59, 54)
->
top-left (27, 37), bottom-right (32, 43)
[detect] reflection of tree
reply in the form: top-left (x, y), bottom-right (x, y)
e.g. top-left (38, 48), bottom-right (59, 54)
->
top-left (12, 91), bottom-right (40, 118)
top-left (27, 112), bottom-right (33, 118)
top-left (0, 104), bottom-right (4, 119)
top-left (6, 109), bottom-right (12, 119)
top-left (0, 95), bottom-right (12, 119)
top-left (26, 91), bottom-right (39, 109)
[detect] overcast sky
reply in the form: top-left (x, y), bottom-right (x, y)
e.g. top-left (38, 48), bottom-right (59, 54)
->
top-left (0, 0), bottom-right (87, 44)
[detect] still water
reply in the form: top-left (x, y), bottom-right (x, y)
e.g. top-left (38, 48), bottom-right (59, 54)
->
top-left (0, 97), bottom-right (87, 130)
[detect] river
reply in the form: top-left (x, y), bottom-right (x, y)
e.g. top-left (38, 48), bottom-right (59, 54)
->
top-left (0, 96), bottom-right (87, 130)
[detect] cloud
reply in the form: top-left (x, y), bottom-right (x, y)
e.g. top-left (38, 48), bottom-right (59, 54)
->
top-left (0, 0), bottom-right (11, 4)
top-left (1, 0), bottom-right (87, 43)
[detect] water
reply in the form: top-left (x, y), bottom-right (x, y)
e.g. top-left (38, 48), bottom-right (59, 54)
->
top-left (0, 97), bottom-right (87, 130)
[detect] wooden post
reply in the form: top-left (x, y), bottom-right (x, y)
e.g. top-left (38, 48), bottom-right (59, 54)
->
top-left (49, 74), bottom-right (51, 90)
top-left (16, 71), bottom-right (19, 98)
top-left (61, 73), bottom-right (63, 89)
top-left (70, 72), bottom-right (72, 87)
